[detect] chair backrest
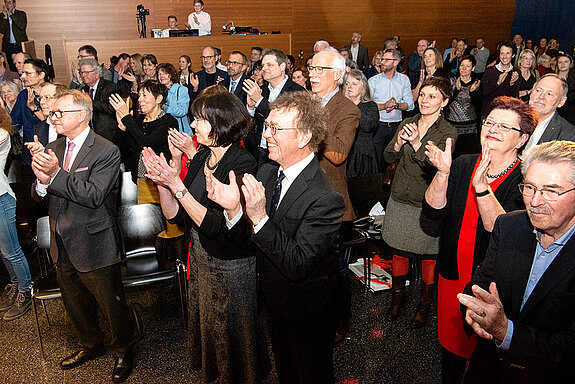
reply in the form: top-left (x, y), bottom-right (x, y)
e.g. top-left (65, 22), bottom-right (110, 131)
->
top-left (120, 171), bottom-right (138, 206)
top-left (348, 173), bottom-right (390, 218)
top-left (36, 216), bottom-right (51, 250)
top-left (117, 203), bottom-right (166, 256)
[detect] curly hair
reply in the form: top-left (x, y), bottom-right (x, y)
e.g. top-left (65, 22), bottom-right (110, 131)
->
top-left (269, 91), bottom-right (327, 152)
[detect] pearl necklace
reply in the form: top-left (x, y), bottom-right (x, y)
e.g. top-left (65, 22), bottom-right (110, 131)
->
top-left (486, 157), bottom-right (519, 179)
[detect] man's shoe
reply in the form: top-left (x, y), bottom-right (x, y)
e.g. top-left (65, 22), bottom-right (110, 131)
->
top-left (3, 291), bottom-right (31, 321)
top-left (112, 350), bottom-right (134, 383)
top-left (59, 348), bottom-right (104, 370)
top-left (0, 284), bottom-right (18, 311)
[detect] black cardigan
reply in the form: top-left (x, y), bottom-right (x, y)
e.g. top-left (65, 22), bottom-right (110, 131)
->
top-left (422, 154), bottom-right (524, 280)
top-left (169, 142), bottom-right (257, 260)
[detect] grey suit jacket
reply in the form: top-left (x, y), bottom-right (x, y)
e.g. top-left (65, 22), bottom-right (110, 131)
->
top-left (537, 111), bottom-right (575, 144)
top-left (33, 130), bottom-right (122, 272)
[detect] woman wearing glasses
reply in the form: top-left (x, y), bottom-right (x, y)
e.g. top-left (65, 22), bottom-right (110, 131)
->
top-left (141, 85), bottom-right (270, 384)
top-left (423, 96), bottom-right (537, 384)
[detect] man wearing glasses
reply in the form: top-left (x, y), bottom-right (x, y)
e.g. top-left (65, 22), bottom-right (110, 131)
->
top-left (30, 90), bottom-right (141, 383)
top-left (458, 140), bottom-right (575, 383)
top-left (70, 45), bottom-right (112, 90)
top-left (0, 0), bottom-right (27, 72)
top-left (226, 50), bottom-right (248, 104)
top-left (209, 91), bottom-right (344, 384)
top-left (189, 46), bottom-right (228, 101)
top-left (78, 59), bottom-right (118, 142)
top-left (368, 48), bottom-right (414, 170)
top-left (524, 74), bottom-right (575, 153)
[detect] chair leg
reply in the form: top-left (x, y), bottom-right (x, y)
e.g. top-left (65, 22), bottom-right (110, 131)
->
top-left (31, 296), bottom-right (46, 360)
top-left (176, 260), bottom-right (188, 329)
top-left (41, 300), bottom-right (53, 326)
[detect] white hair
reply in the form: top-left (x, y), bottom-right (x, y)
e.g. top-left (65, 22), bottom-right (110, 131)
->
top-left (313, 40), bottom-right (330, 52)
top-left (319, 47), bottom-right (346, 85)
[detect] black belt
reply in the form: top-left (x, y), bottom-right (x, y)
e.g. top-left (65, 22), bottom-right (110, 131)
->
top-left (379, 121), bottom-right (400, 127)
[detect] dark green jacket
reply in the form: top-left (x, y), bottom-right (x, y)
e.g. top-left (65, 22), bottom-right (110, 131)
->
top-left (0, 10), bottom-right (28, 51)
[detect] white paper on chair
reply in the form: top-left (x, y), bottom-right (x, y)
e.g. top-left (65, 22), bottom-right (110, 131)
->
top-left (369, 202), bottom-right (385, 216)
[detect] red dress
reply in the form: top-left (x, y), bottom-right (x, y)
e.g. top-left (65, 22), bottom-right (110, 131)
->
top-left (437, 156), bottom-right (519, 358)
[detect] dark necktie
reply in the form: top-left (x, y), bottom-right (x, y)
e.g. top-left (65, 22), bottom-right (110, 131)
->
top-left (89, 88), bottom-right (94, 100)
top-left (269, 171), bottom-right (285, 219)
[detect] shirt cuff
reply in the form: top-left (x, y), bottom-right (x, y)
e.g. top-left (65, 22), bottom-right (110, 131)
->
top-left (247, 106), bottom-right (255, 117)
top-left (253, 216), bottom-right (269, 233)
top-left (35, 180), bottom-right (49, 197)
top-left (496, 319), bottom-right (514, 351)
top-left (224, 207), bottom-right (243, 229)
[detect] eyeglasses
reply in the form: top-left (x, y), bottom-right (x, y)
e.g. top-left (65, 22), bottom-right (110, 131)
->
top-left (77, 54), bottom-right (93, 60)
top-left (49, 110), bottom-right (84, 119)
top-left (78, 70), bottom-right (95, 75)
top-left (381, 58), bottom-right (397, 62)
top-left (200, 55), bottom-right (215, 60)
top-left (482, 118), bottom-right (522, 133)
top-left (39, 95), bottom-right (57, 101)
top-left (307, 65), bottom-right (336, 74)
top-left (225, 60), bottom-right (242, 66)
top-left (263, 121), bottom-right (297, 136)
top-left (518, 183), bottom-right (575, 201)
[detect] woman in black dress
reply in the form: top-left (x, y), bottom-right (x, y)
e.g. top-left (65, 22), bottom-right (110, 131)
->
top-left (141, 85), bottom-right (270, 384)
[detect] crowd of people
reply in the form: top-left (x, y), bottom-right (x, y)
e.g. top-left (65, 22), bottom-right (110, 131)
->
top-left (0, 5), bottom-right (574, 381)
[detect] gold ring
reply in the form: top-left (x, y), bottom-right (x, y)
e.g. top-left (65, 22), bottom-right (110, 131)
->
top-left (479, 310), bottom-right (487, 318)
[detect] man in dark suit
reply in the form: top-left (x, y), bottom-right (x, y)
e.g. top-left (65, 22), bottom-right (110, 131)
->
top-left (78, 59), bottom-right (119, 142)
top-left (0, 0), bottom-right (28, 72)
top-left (524, 74), bottom-right (575, 152)
top-left (226, 50), bottom-right (248, 105)
top-left (242, 48), bottom-right (305, 165)
top-left (458, 140), bottom-right (575, 384)
top-left (344, 32), bottom-right (369, 72)
top-left (30, 90), bottom-right (139, 383)
top-left (189, 46), bottom-right (229, 101)
top-left (208, 91), bottom-right (345, 384)
top-left (70, 45), bottom-right (113, 90)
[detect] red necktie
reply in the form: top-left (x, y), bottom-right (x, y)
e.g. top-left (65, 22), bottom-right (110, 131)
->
top-left (89, 88), bottom-right (94, 100)
top-left (63, 142), bottom-right (76, 172)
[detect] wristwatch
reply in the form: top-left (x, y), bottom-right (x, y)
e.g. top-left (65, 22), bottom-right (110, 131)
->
top-left (174, 188), bottom-right (188, 199)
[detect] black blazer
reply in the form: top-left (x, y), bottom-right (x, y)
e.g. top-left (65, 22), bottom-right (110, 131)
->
top-left (244, 78), bottom-right (305, 158)
top-left (463, 211), bottom-right (575, 384)
top-left (0, 10), bottom-right (27, 51)
top-left (228, 157), bottom-right (345, 334)
top-left (344, 44), bottom-right (369, 72)
top-left (229, 74), bottom-right (248, 105)
top-left (537, 111), bottom-right (575, 144)
top-left (190, 68), bottom-right (230, 101)
top-left (82, 78), bottom-right (119, 142)
top-left (169, 142), bottom-right (256, 260)
top-left (32, 130), bottom-right (122, 272)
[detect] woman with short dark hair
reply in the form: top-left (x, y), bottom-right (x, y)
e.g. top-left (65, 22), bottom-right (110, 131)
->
top-left (141, 85), bottom-right (270, 383)
top-left (158, 63), bottom-right (191, 135)
top-left (424, 96), bottom-right (537, 383)
top-left (382, 76), bottom-right (457, 328)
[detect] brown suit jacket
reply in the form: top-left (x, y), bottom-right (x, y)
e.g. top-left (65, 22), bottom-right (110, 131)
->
top-left (318, 90), bottom-right (360, 221)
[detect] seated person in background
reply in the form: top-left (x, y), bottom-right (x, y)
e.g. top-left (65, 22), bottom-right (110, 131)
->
top-left (70, 45), bottom-right (112, 89)
top-left (189, 46), bottom-right (229, 101)
top-left (186, 0), bottom-right (211, 36)
top-left (162, 15), bottom-right (178, 37)
top-left (33, 82), bottom-right (67, 145)
top-left (481, 41), bottom-right (519, 116)
top-left (78, 59), bottom-right (119, 142)
top-left (458, 140), bottom-right (575, 384)
top-left (157, 63), bottom-right (191, 135)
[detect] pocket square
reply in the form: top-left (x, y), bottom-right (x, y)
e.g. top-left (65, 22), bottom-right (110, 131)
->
top-left (75, 167), bottom-right (89, 172)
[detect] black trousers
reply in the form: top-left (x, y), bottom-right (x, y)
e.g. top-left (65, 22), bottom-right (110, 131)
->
top-left (267, 311), bottom-right (336, 384)
top-left (55, 234), bottom-right (134, 356)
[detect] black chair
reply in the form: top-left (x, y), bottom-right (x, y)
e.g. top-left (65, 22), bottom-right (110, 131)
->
top-left (31, 204), bottom-right (188, 359)
top-left (344, 173), bottom-right (390, 293)
top-left (120, 171), bottom-right (138, 206)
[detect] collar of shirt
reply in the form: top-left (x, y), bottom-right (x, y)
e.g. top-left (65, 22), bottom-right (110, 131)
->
top-left (64, 127), bottom-right (91, 164)
top-left (534, 220), bottom-right (575, 249)
top-left (320, 87), bottom-right (339, 107)
top-left (495, 62), bottom-right (514, 72)
top-left (524, 113), bottom-right (554, 153)
top-left (90, 79), bottom-right (100, 95)
top-left (267, 75), bottom-right (289, 102)
top-left (277, 152), bottom-right (315, 202)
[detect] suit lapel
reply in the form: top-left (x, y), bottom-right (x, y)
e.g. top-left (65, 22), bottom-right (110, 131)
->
top-left (538, 113), bottom-right (559, 144)
top-left (509, 232), bottom-right (538, 318)
top-left (271, 159), bottom-right (317, 222)
top-left (518, 234), bottom-right (575, 319)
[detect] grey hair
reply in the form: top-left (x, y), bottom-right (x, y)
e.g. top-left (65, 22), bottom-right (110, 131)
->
top-left (320, 47), bottom-right (346, 85)
top-left (534, 73), bottom-right (569, 99)
top-left (314, 40), bottom-right (330, 52)
top-left (346, 69), bottom-right (372, 103)
top-left (78, 59), bottom-right (102, 76)
top-left (522, 140), bottom-right (575, 185)
top-left (0, 80), bottom-right (19, 96)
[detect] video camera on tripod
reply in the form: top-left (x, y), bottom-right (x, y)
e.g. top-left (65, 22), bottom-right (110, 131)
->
top-left (137, 4), bottom-right (150, 38)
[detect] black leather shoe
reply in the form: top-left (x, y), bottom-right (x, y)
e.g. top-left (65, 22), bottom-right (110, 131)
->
top-left (112, 350), bottom-right (134, 383)
top-left (59, 348), bottom-right (103, 370)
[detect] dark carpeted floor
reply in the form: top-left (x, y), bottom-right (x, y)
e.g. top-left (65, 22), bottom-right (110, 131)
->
top-left (0, 235), bottom-right (441, 384)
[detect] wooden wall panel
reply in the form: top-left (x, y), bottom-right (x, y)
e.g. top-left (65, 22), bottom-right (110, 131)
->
top-left (16, 0), bottom-right (515, 84)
